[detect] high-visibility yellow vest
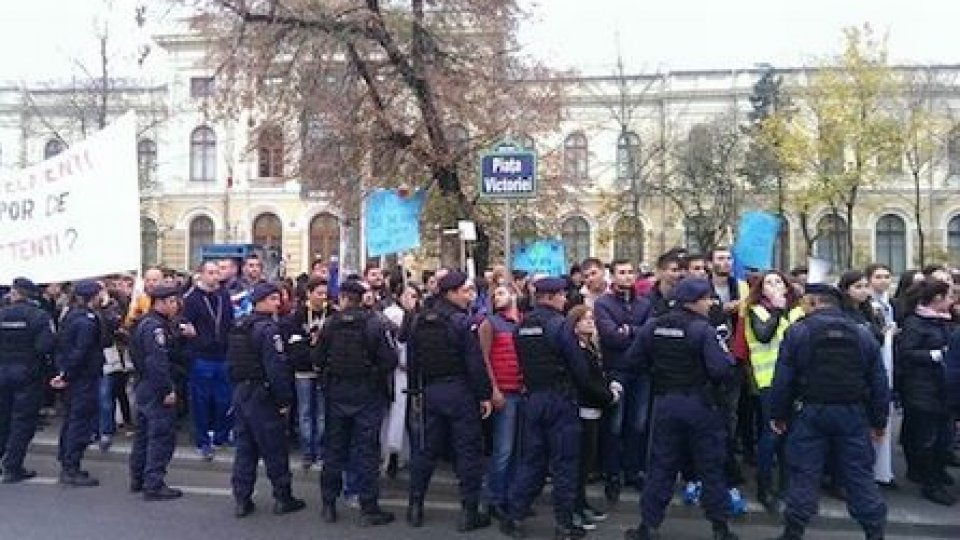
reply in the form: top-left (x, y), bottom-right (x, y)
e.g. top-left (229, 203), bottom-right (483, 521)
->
top-left (745, 305), bottom-right (804, 389)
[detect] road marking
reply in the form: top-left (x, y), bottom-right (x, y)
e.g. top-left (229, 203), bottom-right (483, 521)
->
top-left (177, 486), bottom-right (234, 497)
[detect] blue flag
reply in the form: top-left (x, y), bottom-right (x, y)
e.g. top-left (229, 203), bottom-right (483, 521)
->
top-left (365, 188), bottom-right (426, 257)
top-left (512, 239), bottom-right (566, 277)
top-left (733, 211), bottom-right (781, 279)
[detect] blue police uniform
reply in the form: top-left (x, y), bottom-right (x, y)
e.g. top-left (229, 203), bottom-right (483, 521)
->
top-left (502, 277), bottom-right (596, 540)
top-left (0, 279), bottom-right (54, 483)
top-left (128, 286), bottom-right (182, 500)
top-left (405, 271), bottom-right (493, 532)
top-left (770, 289), bottom-right (888, 540)
top-left (625, 278), bottom-right (738, 540)
top-left (56, 281), bottom-right (107, 487)
top-left (228, 283), bottom-right (305, 518)
top-left (314, 281), bottom-right (398, 526)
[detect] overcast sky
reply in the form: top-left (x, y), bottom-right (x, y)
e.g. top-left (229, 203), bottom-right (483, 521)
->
top-left (1, 0), bottom-right (958, 82)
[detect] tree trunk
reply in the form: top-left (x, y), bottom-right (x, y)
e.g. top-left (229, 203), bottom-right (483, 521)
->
top-left (913, 170), bottom-right (926, 267)
top-left (800, 211), bottom-right (815, 259)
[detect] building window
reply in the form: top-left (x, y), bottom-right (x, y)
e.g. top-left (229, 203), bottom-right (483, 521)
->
top-left (814, 214), bottom-right (848, 271)
top-left (510, 216), bottom-right (537, 255)
top-left (190, 77), bottom-right (215, 98)
top-left (188, 215), bottom-right (215, 269)
top-left (564, 132), bottom-right (588, 180)
top-left (617, 131), bottom-right (641, 183)
top-left (257, 127), bottom-right (284, 178)
top-left (141, 217), bottom-right (159, 270)
top-left (252, 212), bottom-right (283, 249)
top-left (614, 215), bottom-right (644, 265)
top-left (44, 138), bottom-right (65, 159)
top-left (190, 126), bottom-right (216, 182)
top-left (949, 128), bottom-right (960, 176)
top-left (308, 212), bottom-right (340, 265)
top-left (137, 138), bottom-right (157, 186)
top-left (875, 214), bottom-right (906, 274)
top-left (948, 216), bottom-right (960, 265)
top-left (561, 216), bottom-right (591, 266)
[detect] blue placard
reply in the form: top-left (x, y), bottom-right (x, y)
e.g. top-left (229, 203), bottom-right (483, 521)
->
top-left (364, 188), bottom-right (426, 257)
top-left (512, 239), bottom-right (566, 277)
top-left (478, 141), bottom-right (537, 199)
top-left (733, 211), bottom-right (781, 277)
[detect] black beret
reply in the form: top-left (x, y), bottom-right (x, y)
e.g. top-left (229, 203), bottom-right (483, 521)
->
top-left (339, 280), bottom-right (367, 295)
top-left (148, 284), bottom-right (180, 300)
top-left (672, 277), bottom-right (714, 304)
top-left (12, 277), bottom-right (39, 296)
top-left (74, 280), bottom-right (102, 299)
top-left (533, 277), bottom-right (567, 294)
top-left (438, 270), bottom-right (468, 293)
top-left (804, 282), bottom-right (841, 300)
top-left (250, 282), bottom-right (281, 304)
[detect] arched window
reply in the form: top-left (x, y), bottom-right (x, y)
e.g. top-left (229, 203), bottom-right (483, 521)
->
top-left (948, 216), bottom-right (960, 265)
top-left (137, 138), bottom-right (157, 186)
top-left (308, 213), bottom-right (340, 266)
top-left (141, 217), bottom-right (159, 270)
top-left (257, 126), bottom-right (284, 178)
top-left (190, 126), bottom-right (217, 182)
top-left (614, 215), bottom-right (644, 265)
top-left (510, 216), bottom-right (537, 255)
top-left (949, 128), bottom-right (960, 176)
top-left (44, 138), bottom-right (65, 159)
top-left (616, 131), bottom-right (641, 182)
top-left (814, 214), bottom-right (848, 271)
top-left (188, 215), bottom-right (215, 269)
top-left (561, 216), bottom-right (591, 266)
top-left (252, 212), bottom-right (282, 250)
top-left (875, 214), bottom-right (907, 274)
top-left (563, 132), bottom-right (588, 180)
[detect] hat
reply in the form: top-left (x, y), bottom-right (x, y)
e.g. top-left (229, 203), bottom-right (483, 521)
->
top-left (11, 277), bottom-right (39, 296)
top-left (148, 284), bottom-right (180, 300)
top-left (671, 277), bottom-right (713, 304)
top-left (339, 279), bottom-right (367, 295)
top-left (250, 282), bottom-right (281, 304)
top-left (73, 280), bottom-right (102, 299)
top-left (533, 277), bottom-right (568, 294)
top-left (804, 282), bottom-right (841, 300)
top-left (438, 270), bottom-right (468, 293)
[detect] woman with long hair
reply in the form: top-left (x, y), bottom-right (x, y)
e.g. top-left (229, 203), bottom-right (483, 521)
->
top-left (896, 278), bottom-right (956, 506)
top-left (838, 270), bottom-right (884, 343)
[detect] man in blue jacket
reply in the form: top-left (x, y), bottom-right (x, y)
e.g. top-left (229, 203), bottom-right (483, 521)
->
top-left (594, 259), bottom-right (651, 503)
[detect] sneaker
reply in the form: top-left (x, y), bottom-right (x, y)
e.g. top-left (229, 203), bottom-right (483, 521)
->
top-left (728, 488), bottom-right (747, 516)
top-left (582, 504), bottom-right (607, 522)
top-left (572, 512), bottom-right (597, 531)
top-left (683, 481), bottom-right (702, 506)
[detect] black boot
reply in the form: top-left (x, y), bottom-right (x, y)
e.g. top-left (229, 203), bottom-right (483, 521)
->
top-left (406, 499), bottom-right (424, 527)
top-left (864, 524), bottom-right (884, 540)
top-left (624, 523), bottom-right (656, 540)
top-left (143, 485), bottom-right (183, 501)
top-left (1, 469), bottom-right (37, 484)
top-left (712, 521), bottom-right (739, 540)
top-left (500, 518), bottom-right (527, 539)
top-left (605, 476), bottom-right (622, 505)
top-left (273, 494), bottom-right (306, 515)
top-left (234, 499), bottom-right (255, 518)
top-left (457, 500), bottom-right (491, 532)
top-left (359, 504), bottom-right (395, 527)
top-left (772, 519), bottom-right (804, 540)
top-left (757, 480), bottom-right (777, 513)
top-left (59, 469), bottom-right (99, 487)
top-left (321, 501), bottom-right (337, 523)
top-left (921, 484), bottom-right (956, 506)
top-left (554, 521), bottom-right (587, 540)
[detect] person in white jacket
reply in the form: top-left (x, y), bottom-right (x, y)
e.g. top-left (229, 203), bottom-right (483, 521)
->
top-left (381, 283), bottom-right (421, 476)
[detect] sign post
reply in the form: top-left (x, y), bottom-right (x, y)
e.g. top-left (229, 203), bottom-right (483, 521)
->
top-left (478, 140), bottom-right (537, 271)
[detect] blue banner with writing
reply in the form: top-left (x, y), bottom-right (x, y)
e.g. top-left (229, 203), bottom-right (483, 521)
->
top-left (512, 239), bottom-right (566, 277)
top-left (365, 188), bottom-right (426, 257)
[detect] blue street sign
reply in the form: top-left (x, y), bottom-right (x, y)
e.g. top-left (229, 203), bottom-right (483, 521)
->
top-left (478, 140), bottom-right (537, 199)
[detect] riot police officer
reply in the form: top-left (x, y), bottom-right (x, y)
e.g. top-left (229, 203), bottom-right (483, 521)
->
top-left (228, 282), bottom-right (305, 518)
top-left (624, 278), bottom-right (739, 540)
top-left (53, 280), bottom-right (108, 487)
top-left (128, 285), bottom-right (183, 500)
top-left (501, 277), bottom-right (612, 540)
top-left (314, 279), bottom-right (397, 526)
top-left (0, 277), bottom-right (54, 483)
top-left (769, 283), bottom-right (889, 540)
top-left (406, 270), bottom-right (493, 532)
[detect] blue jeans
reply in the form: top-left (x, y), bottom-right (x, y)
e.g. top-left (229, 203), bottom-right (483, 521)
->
top-left (602, 371), bottom-right (651, 482)
top-left (484, 392), bottom-right (521, 507)
top-left (295, 377), bottom-right (324, 459)
top-left (189, 359), bottom-right (232, 448)
top-left (99, 374), bottom-right (115, 436)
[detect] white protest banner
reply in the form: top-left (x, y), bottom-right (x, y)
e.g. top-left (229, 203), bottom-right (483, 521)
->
top-left (807, 257), bottom-right (832, 284)
top-left (0, 112), bottom-right (140, 284)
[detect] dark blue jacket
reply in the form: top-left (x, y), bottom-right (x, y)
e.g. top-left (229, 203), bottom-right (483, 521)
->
top-left (56, 306), bottom-right (106, 382)
top-left (771, 307), bottom-right (889, 429)
top-left (245, 312), bottom-right (295, 407)
top-left (181, 285), bottom-right (234, 360)
top-left (945, 328), bottom-right (960, 415)
top-left (524, 305), bottom-right (594, 394)
top-left (313, 306), bottom-right (398, 400)
top-left (628, 307), bottom-right (735, 384)
top-left (130, 311), bottom-right (175, 397)
top-left (594, 289), bottom-right (651, 374)
top-left (896, 313), bottom-right (952, 414)
top-left (0, 299), bottom-right (54, 370)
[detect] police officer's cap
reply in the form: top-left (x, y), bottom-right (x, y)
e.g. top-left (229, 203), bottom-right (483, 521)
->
top-left (438, 270), bottom-right (468, 293)
top-left (11, 277), bottom-right (39, 296)
top-left (149, 284), bottom-right (180, 300)
top-left (250, 282), bottom-right (281, 304)
top-left (804, 282), bottom-right (841, 300)
top-left (73, 280), bottom-right (102, 299)
top-left (533, 277), bottom-right (567, 294)
top-left (672, 277), bottom-right (713, 304)
top-left (340, 279), bottom-right (367, 295)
